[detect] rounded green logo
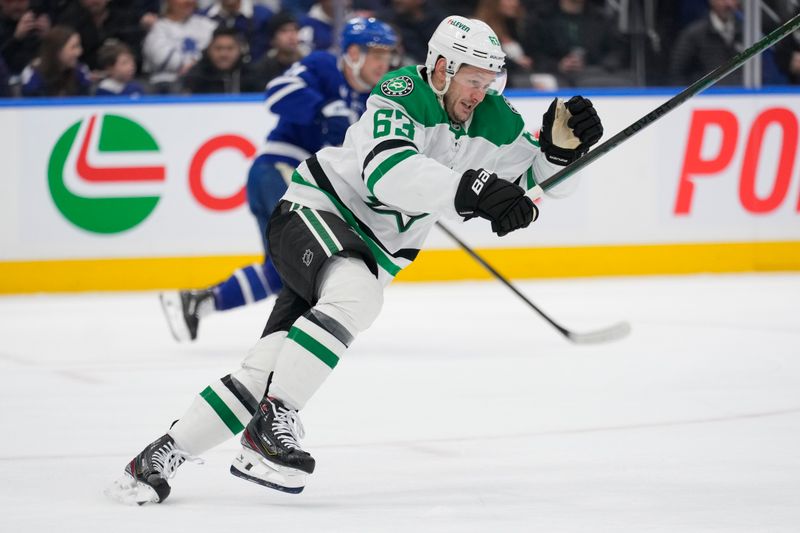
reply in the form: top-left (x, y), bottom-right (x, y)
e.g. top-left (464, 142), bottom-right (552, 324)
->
top-left (380, 76), bottom-right (414, 97)
top-left (48, 114), bottom-right (165, 234)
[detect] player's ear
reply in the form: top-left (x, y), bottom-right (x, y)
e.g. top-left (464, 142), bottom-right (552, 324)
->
top-left (434, 56), bottom-right (447, 76)
top-left (345, 44), bottom-right (361, 62)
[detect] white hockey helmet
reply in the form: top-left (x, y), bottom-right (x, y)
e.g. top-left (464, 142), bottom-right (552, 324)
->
top-left (425, 16), bottom-right (507, 96)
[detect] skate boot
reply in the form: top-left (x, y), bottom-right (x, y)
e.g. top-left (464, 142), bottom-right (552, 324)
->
top-left (231, 397), bottom-right (315, 494)
top-left (159, 288), bottom-right (215, 342)
top-left (105, 434), bottom-right (201, 505)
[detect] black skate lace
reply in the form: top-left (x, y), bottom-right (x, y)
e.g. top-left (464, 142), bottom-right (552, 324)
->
top-left (151, 442), bottom-right (203, 479)
top-left (271, 404), bottom-right (306, 451)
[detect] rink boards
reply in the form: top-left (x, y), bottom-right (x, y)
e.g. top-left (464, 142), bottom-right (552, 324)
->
top-left (1, 89), bottom-right (799, 293)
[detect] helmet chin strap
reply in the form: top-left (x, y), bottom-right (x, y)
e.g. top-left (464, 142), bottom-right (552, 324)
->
top-left (429, 74), bottom-right (451, 98)
top-left (343, 52), bottom-right (372, 93)
top-left (428, 66), bottom-right (454, 120)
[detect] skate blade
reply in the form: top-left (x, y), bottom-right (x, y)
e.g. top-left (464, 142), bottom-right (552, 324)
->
top-left (230, 447), bottom-right (306, 494)
top-left (159, 292), bottom-right (191, 342)
top-left (104, 473), bottom-right (161, 505)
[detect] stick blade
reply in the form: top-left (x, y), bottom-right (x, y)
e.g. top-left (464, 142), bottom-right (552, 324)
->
top-left (566, 321), bottom-right (631, 345)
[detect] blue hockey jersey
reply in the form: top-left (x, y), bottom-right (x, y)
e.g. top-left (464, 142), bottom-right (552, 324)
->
top-left (261, 51), bottom-right (368, 167)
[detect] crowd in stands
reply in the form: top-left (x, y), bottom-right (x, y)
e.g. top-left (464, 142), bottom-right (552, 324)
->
top-left (1, 0), bottom-right (799, 98)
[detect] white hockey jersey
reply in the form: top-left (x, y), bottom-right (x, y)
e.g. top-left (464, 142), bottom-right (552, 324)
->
top-left (282, 65), bottom-right (563, 284)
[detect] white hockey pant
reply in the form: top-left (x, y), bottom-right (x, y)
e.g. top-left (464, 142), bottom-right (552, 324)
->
top-left (168, 255), bottom-right (382, 454)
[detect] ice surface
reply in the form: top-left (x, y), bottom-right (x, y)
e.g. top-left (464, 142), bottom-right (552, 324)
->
top-left (1, 274), bottom-right (799, 532)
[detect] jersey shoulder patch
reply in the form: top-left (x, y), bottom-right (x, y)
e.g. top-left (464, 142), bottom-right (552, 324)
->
top-left (503, 95), bottom-right (520, 115)
top-left (380, 75), bottom-right (414, 97)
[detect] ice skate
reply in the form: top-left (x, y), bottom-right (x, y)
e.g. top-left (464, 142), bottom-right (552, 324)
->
top-left (105, 434), bottom-right (200, 505)
top-left (230, 397), bottom-right (315, 494)
top-left (159, 289), bottom-right (215, 342)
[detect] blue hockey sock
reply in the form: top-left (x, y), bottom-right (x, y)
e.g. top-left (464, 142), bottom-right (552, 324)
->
top-left (213, 258), bottom-right (283, 311)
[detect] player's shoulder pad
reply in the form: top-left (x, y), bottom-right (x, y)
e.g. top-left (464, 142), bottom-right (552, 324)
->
top-left (300, 50), bottom-right (338, 73)
top-left (469, 93), bottom-right (526, 147)
top-left (370, 65), bottom-right (445, 126)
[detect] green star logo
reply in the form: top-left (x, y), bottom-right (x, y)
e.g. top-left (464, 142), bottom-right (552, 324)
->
top-left (365, 196), bottom-right (428, 232)
top-left (380, 76), bottom-right (414, 97)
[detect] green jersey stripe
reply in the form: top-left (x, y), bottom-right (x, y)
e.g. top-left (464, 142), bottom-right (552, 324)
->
top-left (306, 155), bottom-right (420, 263)
top-left (288, 326), bottom-right (340, 369)
top-left (526, 167), bottom-right (536, 190)
top-left (200, 386), bottom-right (245, 434)
top-left (305, 208), bottom-right (344, 252)
top-left (299, 208), bottom-right (342, 256)
top-left (291, 171), bottom-right (402, 276)
top-left (522, 131), bottom-right (540, 147)
top-left (366, 150), bottom-right (417, 194)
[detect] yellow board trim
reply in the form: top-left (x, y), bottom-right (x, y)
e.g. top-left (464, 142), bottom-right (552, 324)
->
top-left (2, 241), bottom-right (799, 294)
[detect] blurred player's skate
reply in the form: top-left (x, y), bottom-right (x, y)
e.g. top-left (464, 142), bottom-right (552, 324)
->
top-left (105, 433), bottom-right (201, 505)
top-left (231, 397), bottom-right (315, 494)
top-left (159, 289), bottom-right (215, 342)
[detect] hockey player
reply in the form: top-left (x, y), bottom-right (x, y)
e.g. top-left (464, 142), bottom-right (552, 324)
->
top-left (159, 17), bottom-right (398, 342)
top-left (108, 15), bottom-right (603, 504)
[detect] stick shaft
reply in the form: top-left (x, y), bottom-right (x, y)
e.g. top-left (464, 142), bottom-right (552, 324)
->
top-left (536, 11), bottom-right (800, 193)
top-left (435, 222), bottom-right (570, 338)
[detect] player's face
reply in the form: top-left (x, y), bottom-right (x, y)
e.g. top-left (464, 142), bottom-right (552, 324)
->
top-left (443, 65), bottom-right (497, 123)
top-left (359, 46), bottom-right (394, 88)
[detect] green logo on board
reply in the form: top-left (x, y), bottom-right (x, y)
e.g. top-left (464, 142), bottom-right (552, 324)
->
top-left (48, 114), bottom-right (165, 234)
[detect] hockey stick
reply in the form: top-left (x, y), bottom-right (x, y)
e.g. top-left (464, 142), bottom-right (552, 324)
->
top-left (436, 221), bottom-right (631, 344)
top-left (527, 11), bottom-right (800, 198)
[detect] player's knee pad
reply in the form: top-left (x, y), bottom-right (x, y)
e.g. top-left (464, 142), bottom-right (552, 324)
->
top-left (235, 331), bottom-right (287, 397)
top-left (315, 255), bottom-right (384, 334)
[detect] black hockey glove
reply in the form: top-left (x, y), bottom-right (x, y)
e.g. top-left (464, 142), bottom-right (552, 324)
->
top-left (454, 168), bottom-right (539, 237)
top-left (538, 96), bottom-right (603, 166)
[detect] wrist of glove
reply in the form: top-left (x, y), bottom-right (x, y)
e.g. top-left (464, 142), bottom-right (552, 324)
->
top-left (539, 96), bottom-right (603, 166)
top-left (454, 168), bottom-right (539, 237)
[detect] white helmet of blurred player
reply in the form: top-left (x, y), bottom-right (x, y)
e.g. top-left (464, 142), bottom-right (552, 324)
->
top-left (425, 16), bottom-right (507, 97)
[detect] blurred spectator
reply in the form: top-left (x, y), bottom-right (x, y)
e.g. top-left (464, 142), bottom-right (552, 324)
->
top-left (775, 31), bottom-right (800, 84)
top-left (676, 0), bottom-right (712, 28)
top-left (0, 0), bottom-right (51, 77)
top-left (298, 0), bottom-right (344, 53)
top-left (378, 0), bottom-right (443, 64)
top-left (435, 0), bottom-right (474, 18)
top-left (142, 0), bottom-right (216, 93)
top-left (252, 10), bottom-right (302, 84)
top-left (203, 0), bottom-right (273, 62)
top-left (670, 0), bottom-right (742, 86)
top-left (115, 0), bottom-right (161, 32)
top-left (31, 0), bottom-right (67, 19)
top-left (282, 0), bottom-right (314, 19)
top-left (21, 25), bottom-right (91, 96)
top-left (199, 0), bottom-right (283, 19)
top-left (183, 26), bottom-right (261, 92)
top-left (0, 53), bottom-right (10, 95)
top-left (55, 0), bottom-right (144, 70)
top-left (95, 38), bottom-right (144, 95)
top-left (473, 0), bottom-right (532, 87)
top-left (526, 0), bottom-right (631, 87)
